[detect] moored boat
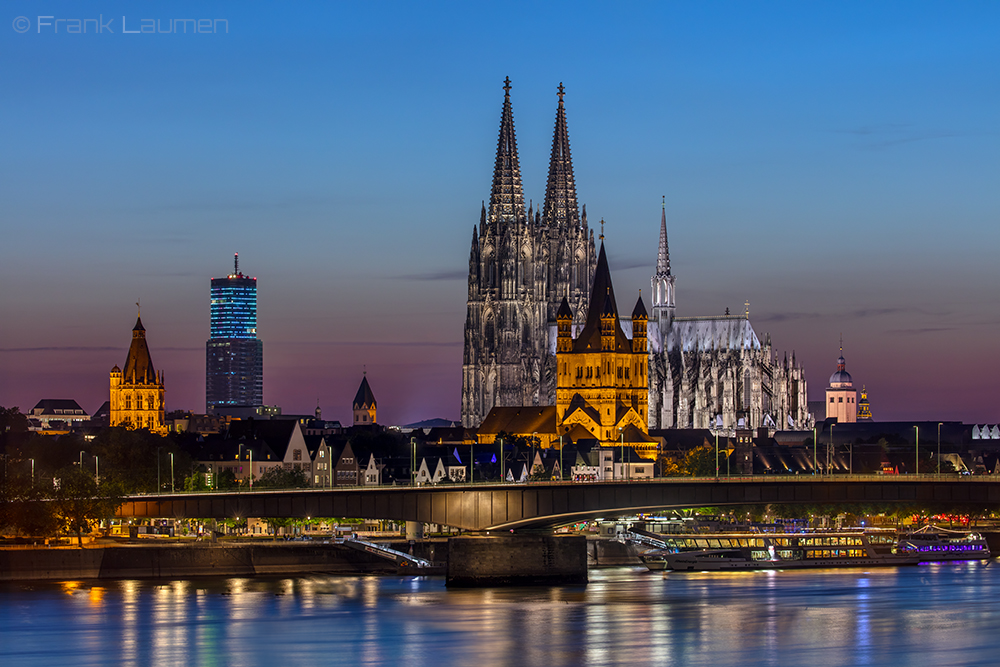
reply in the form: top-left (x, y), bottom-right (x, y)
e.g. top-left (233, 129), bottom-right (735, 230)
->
top-left (639, 528), bottom-right (990, 572)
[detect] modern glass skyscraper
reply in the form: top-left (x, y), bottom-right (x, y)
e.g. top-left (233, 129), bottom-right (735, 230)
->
top-left (206, 254), bottom-right (263, 413)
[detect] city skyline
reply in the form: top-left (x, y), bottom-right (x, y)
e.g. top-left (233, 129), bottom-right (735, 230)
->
top-left (2, 2), bottom-right (998, 425)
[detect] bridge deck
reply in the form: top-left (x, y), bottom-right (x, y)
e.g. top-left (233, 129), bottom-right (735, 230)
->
top-left (117, 476), bottom-right (1000, 531)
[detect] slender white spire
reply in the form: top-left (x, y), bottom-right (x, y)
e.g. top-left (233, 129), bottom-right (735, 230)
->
top-left (656, 196), bottom-right (670, 276)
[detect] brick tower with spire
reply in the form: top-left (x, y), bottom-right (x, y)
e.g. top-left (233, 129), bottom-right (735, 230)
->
top-left (110, 308), bottom-right (166, 434)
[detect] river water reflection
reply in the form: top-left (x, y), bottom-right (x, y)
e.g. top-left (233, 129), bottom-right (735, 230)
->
top-left (1, 562), bottom-right (998, 666)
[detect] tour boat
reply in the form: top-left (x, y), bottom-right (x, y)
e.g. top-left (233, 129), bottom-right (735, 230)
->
top-left (639, 528), bottom-right (990, 572)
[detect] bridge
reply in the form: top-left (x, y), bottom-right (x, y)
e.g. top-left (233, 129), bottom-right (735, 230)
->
top-left (117, 476), bottom-right (1000, 532)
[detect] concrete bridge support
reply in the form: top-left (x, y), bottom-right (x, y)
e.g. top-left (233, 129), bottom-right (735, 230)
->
top-left (446, 534), bottom-right (588, 587)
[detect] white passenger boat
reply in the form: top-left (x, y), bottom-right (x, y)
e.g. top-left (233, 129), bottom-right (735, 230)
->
top-left (640, 528), bottom-right (990, 572)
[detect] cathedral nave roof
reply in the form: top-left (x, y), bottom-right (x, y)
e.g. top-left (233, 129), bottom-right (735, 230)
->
top-left (651, 317), bottom-right (762, 354)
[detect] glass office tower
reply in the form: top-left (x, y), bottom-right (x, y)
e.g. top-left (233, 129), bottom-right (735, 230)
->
top-left (206, 254), bottom-right (263, 412)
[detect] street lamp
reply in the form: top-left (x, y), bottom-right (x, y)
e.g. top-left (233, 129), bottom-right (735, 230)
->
top-left (410, 437), bottom-right (416, 487)
top-left (499, 437), bottom-right (504, 483)
top-left (532, 432), bottom-right (537, 481)
top-left (914, 425), bottom-right (920, 475)
top-left (812, 427), bottom-right (817, 476)
top-left (830, 424), bottom-right (835, 475)
top-left (937, 422), bottom-right (943, 477)
top-left (715, 430), bottom-right (719, 479)
top-left (619, 428), bottom-right (625, 482)
top-left (169, 452), bottom-right (174, 493)
top-left (29, 458), bottom-right (34, 487)
top-left (157, 447), bottom-right (162, 495)
top-left (249, 448), bottom-right (253, 491)
top-left (559, 435), bottom-right (563, 482)
top-left (95, 455), bottom-right (99, 485)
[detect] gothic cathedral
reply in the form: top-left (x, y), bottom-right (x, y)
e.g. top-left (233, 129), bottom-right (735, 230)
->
top-left (462, 80), bottom-right (595, 428)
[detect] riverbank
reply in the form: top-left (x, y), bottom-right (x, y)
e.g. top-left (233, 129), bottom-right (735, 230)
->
top-left (0, 536), bottom-right (641, 582)
top-left (0, 542), bottom-right (442, 581)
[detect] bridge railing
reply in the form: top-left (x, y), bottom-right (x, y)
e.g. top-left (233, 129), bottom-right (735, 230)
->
top-left (128, 473), bottom-right (988, 498)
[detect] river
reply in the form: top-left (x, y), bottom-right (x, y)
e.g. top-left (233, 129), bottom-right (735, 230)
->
top-left (1, 562), bottom-right (997, 666)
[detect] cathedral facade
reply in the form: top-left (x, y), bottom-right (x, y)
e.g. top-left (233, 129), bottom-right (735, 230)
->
top-left (461, 79), bottom-right (596, 427)
top-left (647, 205), bottom-right (813, 433)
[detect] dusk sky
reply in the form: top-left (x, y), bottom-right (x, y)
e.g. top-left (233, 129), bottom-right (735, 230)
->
top-left (1, 1), bottom-right (998, 426)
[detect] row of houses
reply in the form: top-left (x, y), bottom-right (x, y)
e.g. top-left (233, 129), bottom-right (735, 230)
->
top-left (194, 419), bottom-right (658, 487)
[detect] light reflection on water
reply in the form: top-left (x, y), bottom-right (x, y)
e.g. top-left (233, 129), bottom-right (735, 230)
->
top-left (1, 563), bottom-right (999, 666)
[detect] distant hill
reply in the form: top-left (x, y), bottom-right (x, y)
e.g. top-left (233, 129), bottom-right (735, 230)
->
top-left (401, 418), bottom-right (459, 430)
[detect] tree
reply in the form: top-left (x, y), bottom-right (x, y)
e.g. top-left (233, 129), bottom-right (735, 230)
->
top-left (266, 517), bottom-right (295, 539)
top-left (52, 466), bottom-right (124, 548)
top-left (217, 469), bottom-right (238, 489)
top-left (256, 466), bottom-right (309, 489)
top-left (184, 470), bottom-right (208, 492)
top-left (0, 473), bottom-right (58, 538)
top-left (0, 406), bottom-right (29, 434)
top-left (680, 445), bottom-right (719, 477)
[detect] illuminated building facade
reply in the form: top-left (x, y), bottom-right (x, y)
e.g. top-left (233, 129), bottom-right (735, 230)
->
top-left (206, 254), bottom-right (264, 413)
top-left (110, 313), bottom-right (166, 434)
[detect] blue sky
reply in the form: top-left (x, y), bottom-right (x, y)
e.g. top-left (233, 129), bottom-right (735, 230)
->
top-left (1, 1), bottom-right (998, 425)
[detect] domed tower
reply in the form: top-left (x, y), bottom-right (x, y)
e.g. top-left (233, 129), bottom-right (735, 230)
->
top-left (825, 342), bottom-right (857, 423)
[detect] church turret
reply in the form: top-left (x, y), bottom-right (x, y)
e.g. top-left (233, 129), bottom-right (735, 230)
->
top-left (557, 296), bottom-right (573, 353)
top-left (601, 288), bottom-right (616, 352)
top-left (631, 292), bottom-right (647, 354)
top-left (468, 224), bottom-right (480, 297)
top-left (857, 385), bottom-right (873, 421)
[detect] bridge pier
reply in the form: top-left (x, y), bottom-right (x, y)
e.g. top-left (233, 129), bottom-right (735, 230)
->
top-left (405, 521), bottom-right (424, 541)
top-left (446, 534), bottom-right (588, 587)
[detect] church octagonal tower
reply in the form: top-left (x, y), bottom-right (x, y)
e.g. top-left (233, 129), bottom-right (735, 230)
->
top-left (110, 310), bottom-right (166, 434)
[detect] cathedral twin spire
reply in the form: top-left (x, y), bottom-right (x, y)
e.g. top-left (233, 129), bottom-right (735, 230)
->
top-left (462, 79), bottom-right (597, 428)
top-left (487, 77), bottom-right (527, 226)
top-left (541, 82), bottom-right (580, 230)
top-left (485, 78), bottom-right (581, 232)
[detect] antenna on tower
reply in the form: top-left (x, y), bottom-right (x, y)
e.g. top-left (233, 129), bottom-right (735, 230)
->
top-left (234, 252), bottom-right (239, 276)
